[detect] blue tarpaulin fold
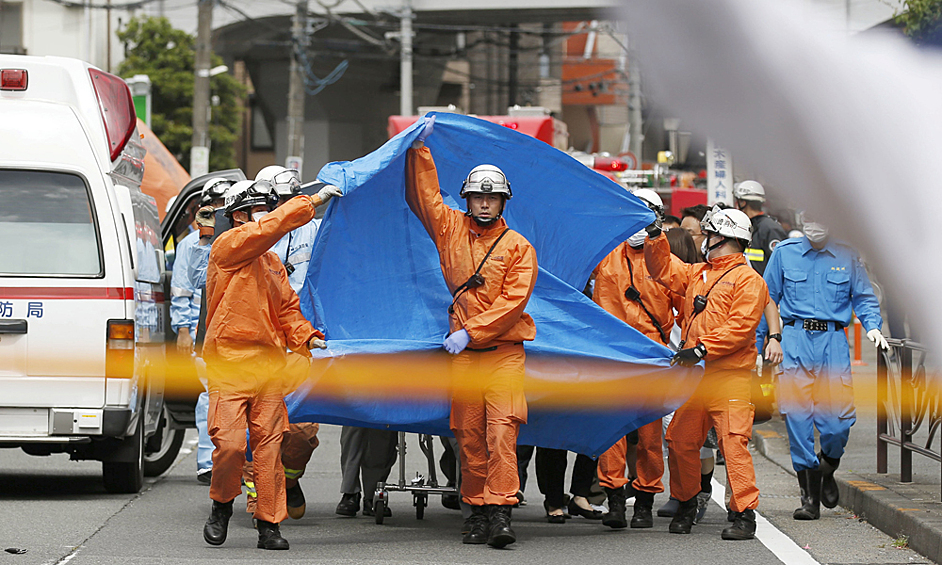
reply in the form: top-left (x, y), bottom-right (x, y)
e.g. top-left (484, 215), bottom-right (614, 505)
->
top-left (287, 112), bottom-right (701, 457)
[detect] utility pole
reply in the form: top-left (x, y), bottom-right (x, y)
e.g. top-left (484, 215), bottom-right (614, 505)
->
top-left (627, 45), bottom-right (643, 162)
top-left (400, 0), bottom-right (413, 116)
top-left (190, 0), bottom-right (213, 178)
top-left (286, 0), bottom-right (308, 177)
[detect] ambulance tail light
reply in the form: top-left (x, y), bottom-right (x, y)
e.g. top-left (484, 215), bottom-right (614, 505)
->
top-left (594, 157), bottom-right (629, 172)
top-left (88, 69), bottom-right (137, 162)
top-left (106, 319), bottom-right (134, 379)
top-left (0, 69), bottom-right (27, 91)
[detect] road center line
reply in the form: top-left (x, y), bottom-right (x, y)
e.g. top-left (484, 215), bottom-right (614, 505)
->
top-left (711, 479), bottom-right (820, 565)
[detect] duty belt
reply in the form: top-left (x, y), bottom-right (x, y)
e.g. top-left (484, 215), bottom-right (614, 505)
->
top-left (785, 319), bottom-right (844, 332)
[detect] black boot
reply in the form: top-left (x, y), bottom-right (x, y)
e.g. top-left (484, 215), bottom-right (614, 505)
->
top-left (602, 486), bottom-right (628, 529)
top-left (668, 496), bottom-right (699, 534)
top-left (722, 509), bottom-right (756, 540)
top-left (819, 452), bottom-right (841, 509)
top-left (335, 492), bottom-right (360, 517)
top-left (487, 505), bottom-right (516, 548)
top-left (462, 506), bottom-right (488, 544)
top-left (203, 500), bottom-right (233, 546)
top-left (631, 491), bottom-right (655, 529)
top-left (793, 469), bottom-right (822, 520)
top-left (286, 483), bottom-right (306, 520)
top-left (256, 520), bottom-right (289, 550)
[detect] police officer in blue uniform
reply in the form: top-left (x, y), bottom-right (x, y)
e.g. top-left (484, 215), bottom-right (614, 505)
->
top-left (764, 217), bottom-right (887, 521)
top-left (170, 177), bottom-right (231, 484)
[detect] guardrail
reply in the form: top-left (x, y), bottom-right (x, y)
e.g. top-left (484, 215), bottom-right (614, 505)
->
top-left (876, 337), bottom-right (940, 499)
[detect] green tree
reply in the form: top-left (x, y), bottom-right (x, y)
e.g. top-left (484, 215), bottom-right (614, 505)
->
top-left (117, 16), bottom-right (245, 171)
top-left (895, 0), bottom-right (942, 42)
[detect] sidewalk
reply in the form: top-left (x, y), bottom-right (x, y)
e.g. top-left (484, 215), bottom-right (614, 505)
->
top-left (752, 336), bottom-right (942, 563)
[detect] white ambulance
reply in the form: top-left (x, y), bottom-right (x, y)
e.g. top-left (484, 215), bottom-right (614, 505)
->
top-left (0, 55), bottom-right (180, 493)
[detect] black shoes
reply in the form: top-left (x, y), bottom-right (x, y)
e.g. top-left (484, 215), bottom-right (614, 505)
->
top-left (335, 492), bottom-right (360, 517)
top-left (442, 484), bottom-right (461, 510)
top-left (203, 500), bottom-right (233, 546)
top-left (722, 509), bottom-right (756, 540)
top-left (362, 497), bottom-right (392, 517)
top-left (819, 452), bottom-right (841, 509)
top-left (487, 505), bottom-right (516, 548)
top-left (286, 483), bottom-right (306, 520)
top-left (463, 506), bottom-right (489, 544)
top-left (793, 468), bottom-right (822, 520)
top-left (256, 520), bottom-right (289, 550)
top-left (544, 500), bottom-right (567, 524)
top-left (197, 469), bottom-right (212, 485)
top-left (668, 497), bottom-right (699, 534)
top-left (568, 497), bottom-right (603, 520)
top-left (602, 486), bottom-right (628, 529)
top-left (630, 491), bottom-right (655, 529)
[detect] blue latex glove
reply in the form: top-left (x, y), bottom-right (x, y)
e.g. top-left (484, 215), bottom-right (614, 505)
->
top-left (417, 115), bottom-right (435, 143)
top-left (443, 328), bottom-right (471, 355)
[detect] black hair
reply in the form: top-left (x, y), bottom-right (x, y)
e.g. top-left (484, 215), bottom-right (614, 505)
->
top-left (663, 214), bottom-right (681, 227)
top-left (738, 199), bottom-right (763, 212)
top-left (681, 204), bottom-right (710, 221)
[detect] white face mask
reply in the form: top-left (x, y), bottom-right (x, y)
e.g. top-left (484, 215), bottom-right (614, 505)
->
top-left (803, 222), bottom-right (829, 243)
top-left (252, 211), bottom-right (269, 222)
top-left (627, 229), bottom-right (647, 248)
top-left (700, 237), bottom-right (709, 261)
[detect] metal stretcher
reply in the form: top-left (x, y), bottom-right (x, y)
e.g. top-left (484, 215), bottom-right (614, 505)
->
top-left (372, 432), bottom-right (459, 524)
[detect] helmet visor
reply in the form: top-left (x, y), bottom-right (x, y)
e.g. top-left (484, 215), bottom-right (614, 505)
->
top-left (271, 170), bottom-right (301, 195)
top-left (249, 179), bottom-right (275, 197)
top-left (203, 179), bottom-right (231, 200)
top-left (466, 169), bottom-right (508, 192)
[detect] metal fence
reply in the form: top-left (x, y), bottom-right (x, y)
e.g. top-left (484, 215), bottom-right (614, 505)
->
top-left (876, 338), bottom-right (940, 498)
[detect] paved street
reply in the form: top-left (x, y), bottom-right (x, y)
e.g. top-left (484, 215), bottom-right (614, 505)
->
top-left (0, 423), bottom-right (931, 565)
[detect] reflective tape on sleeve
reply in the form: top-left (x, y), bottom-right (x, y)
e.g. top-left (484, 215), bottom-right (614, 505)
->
top-left (744, 248), bottom-right (764, 262)
top-left (284, 467), bottom-right (304, 480)
top-left (171, 286), bottom-right (193, 298)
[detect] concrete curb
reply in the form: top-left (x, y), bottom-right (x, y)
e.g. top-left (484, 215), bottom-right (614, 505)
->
top-left (752, 419), bottom-right (942, 564)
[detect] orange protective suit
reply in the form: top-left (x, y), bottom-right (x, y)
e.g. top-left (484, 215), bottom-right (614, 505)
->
top-left (204, 195), bottom-right (324, 524)
top-left (645, 233), bottom-right (768, 512)
top-left (406, 146), bottom-right (537, 506)
top-left (594, 242), bottom-right (675, 494)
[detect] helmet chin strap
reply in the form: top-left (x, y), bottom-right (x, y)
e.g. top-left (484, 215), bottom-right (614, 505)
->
top-left (465, 197), bottom-right (505, 227)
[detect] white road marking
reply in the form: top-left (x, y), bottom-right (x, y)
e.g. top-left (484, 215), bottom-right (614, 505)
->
top-left (711, 479), bottom-right (820, 565)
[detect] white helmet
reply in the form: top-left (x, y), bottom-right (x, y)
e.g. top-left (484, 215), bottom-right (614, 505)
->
top-left (459, 164), bottom-right (512, 199)
top-left (223, 179), bottom-right (276, 218)
top-left (255, 165), bottom-right (301, 198)
top-left (201, 177), bottom-right (233, 206)
top-left (701, 205), bottom-right (752, 245)
top-left (733, 180), bottom-right (766, 203)
top-left (631, 188), bottom-right (664, 214)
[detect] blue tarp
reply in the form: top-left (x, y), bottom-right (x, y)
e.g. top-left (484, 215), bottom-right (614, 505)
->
top-left (287, 112), bottom-right (701, 457)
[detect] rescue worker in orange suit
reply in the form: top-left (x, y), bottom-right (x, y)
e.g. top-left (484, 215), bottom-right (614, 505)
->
top-left (645, 205), bottom-right (769, 540)
top-left (593, 188), bottom-right (677, 530)
top-left (200, 179), bottom-right (340, 550)
top-left (406, 116), bottom-right (537, 548)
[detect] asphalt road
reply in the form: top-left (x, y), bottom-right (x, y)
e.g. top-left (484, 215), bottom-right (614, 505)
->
top-left (0, 425), bottom-right (930, 565)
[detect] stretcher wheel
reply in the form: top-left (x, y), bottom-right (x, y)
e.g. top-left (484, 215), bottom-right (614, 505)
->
top-left (414, 493), bottom-right (427, 520)
top-left (374, 498), bottom-right (386, 525)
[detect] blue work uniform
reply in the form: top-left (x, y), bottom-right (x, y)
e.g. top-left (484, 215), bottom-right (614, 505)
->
top-left (169, 230), bottom-right (204, 337)
top-left (170, 230), bottom-right (213, 474)
top-left (270, 218), bottom-right (320, 293)
top-left (764, 237), bottom-right (883, 471)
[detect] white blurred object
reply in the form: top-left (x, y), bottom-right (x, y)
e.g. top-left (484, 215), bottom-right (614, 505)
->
top-left (620, 0), bottom-right (938, 350)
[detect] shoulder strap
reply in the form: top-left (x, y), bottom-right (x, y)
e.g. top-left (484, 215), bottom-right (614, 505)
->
top-left (681, 263), bottom-right (746, 345)
top-left (625, 256), bottom-right (669, 345)
top-left (451, 228), bottom-right (510, 298)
